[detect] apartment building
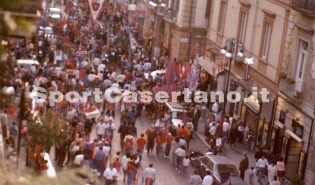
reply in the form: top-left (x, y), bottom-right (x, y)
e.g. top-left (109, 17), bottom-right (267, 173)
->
top-left (146, 0), bottom-right (210, 60)
top-left (273, 0), bottom-right (315, 184)
top-left (203, 0), bottom-right (289, 169)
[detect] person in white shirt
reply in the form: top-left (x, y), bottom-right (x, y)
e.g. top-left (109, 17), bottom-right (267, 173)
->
top-left (98, 63), bottom-right (106, 74)
top-left (103, 164), bottom-right (118, 185)
top-left (268, 162), bottom-right (277, 185)
top-left (121, 153), bottom-right (131, 181)
top-left (96, 121), bottom-right (106, 139)
top-left (105, 119), bottom-right (116, 139)
top-left (189, 171), bottom-right (202, 185)
top-left (222, 118), bottom-right (230, 140)
top-left (175, 146), bottom-right (186, 173)
top-left (142, 163), bottom-right (156, 185)
top-left (211, 101), bottom-right (219, 113)
top-left (215, 137), bottom-right (222, 152)
top-left (117, 74), bottom-right (126, 84)
top-left (202, 170), bottom-right (214, 185)
top-left (256, 155), bottom-right (269, 183)
top-left (209, 123), bottom-right (217, 139)
top-left (183, 156), bottom-right (190, 172)
top-left (73, 153), bottom-right (85, 167)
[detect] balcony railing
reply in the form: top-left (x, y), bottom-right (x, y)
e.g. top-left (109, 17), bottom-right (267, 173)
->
top-left (279, 77), bottom-right (304, 102)
top-left (291, 0), bottom-right (315, 17)
top-left (157, 6), bottom-right (166, 15)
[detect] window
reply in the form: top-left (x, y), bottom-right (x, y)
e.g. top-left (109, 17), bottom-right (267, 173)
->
top-left (217, 1), bottom-right (227, 33)
top-left (295, 39), bottom-right (309, 81)
top-left (260, 21), bottom-right (273, 60)
top-left (237, 10), bottom-right (248, 43)
top-left (205, 0), bottom-right (212, 18)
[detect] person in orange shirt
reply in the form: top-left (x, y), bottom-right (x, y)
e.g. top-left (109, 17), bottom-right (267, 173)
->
top-left (177, 125), bottom-right (188, 139)
top-left (155, 135), bottom-right (165, 156)
top-left (164, 133), bottom-right (174, 158)
top-left (136, 133), bottom-right (147, 159)
top-left (113, 158), bottom-right (121, 172)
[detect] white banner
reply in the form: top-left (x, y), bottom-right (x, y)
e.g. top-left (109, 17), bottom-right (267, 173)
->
top-left (88, 0), bottom-right (105, 21)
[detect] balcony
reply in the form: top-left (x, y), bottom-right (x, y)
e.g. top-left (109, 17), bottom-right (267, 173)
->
top-left (164, 9), bottom-right (177, 23)
top-left (291, 0), bottom-right (315, 17)
top-left (279, 74), bottom-right (304, 103)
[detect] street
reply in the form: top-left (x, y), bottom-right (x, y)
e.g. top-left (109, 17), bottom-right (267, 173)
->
top-left (89, 112), bottom-right (208, 185)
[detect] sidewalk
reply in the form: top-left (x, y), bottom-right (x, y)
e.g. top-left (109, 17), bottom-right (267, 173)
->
top-left (195, 114), bottom-right (269, 185)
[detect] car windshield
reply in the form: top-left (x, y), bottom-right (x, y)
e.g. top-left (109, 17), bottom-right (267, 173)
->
top-left (218, 164), bottom-right (239, 175)
top-left (51, 10), bottom-right (60, 15)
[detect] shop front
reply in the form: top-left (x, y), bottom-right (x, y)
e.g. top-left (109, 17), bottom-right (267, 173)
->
top-left (271, 94), bottom-right (314, 180)
top-left (227, 76), bottom-right (276, 150)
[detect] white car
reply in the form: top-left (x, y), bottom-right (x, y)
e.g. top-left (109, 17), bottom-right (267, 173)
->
top-left (165, 102), bottom-right (193, 135)
top-left (48, 8), bottom-right (62, 19)
top-left (17, 59), bottom-right (39, 70)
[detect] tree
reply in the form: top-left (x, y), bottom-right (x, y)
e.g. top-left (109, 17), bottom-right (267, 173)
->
top-left (27, 111), bottom-right (67, 152)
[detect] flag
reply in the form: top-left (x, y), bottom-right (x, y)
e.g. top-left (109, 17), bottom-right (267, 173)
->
top-left (163, 58), bottom-right (179, 92)
top-left (88, 0), bottom-right (105, 22)
top-left (188, 57), bottom-right (200, 90)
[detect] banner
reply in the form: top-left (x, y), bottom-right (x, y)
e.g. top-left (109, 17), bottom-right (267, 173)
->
top-left (88, 0), bottom-right (105, 21)
top-left (189, 57), bottom-right (200, 90)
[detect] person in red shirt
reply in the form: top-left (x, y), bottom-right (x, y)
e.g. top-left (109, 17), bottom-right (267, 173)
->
top-left (136, 133), bottom-right (147, 158)
top-left (164, 133), bottom-right (174, 158)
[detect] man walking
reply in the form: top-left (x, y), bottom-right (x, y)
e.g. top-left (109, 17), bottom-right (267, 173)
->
top-left (142, 163), bottom-right (156, 185)
top-left (192, 105), bottom-right (201, 132)
top-left (256, 155), bottom-right (269, 184)
top-left (239, 152), bottom-right (249, 180)
top-left (189, 171), bottom-right (202, 185)
top-left (103, 164), bottom-right (118, 185)
top-left (202, 170), bottom-right (214, 185)
top-left (175, 146), bottom-right (186, 173)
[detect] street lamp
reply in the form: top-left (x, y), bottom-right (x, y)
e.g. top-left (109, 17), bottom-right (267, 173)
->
top-left (221, 39), bottom-right (245, 116)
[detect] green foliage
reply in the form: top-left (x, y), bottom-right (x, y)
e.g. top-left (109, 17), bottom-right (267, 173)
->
top-left (27, 111), bottom-right (67, 152)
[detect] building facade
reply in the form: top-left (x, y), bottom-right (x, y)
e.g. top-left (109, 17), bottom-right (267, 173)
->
top-left (144, 0), bottom-right (210, 61)
top-left (274, 0), bottom-right (315, 184)
top-left (204, 0), bottom-right (290, 153)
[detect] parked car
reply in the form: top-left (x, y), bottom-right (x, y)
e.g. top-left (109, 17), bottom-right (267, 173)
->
top-left (164, 102), bottom-right (193, 136)
top-left (193, 155), bottom-right (246, 185)
top-left (48, 8), bottom-right (62, 19)
top-left (17, 59), bottom-right (39, 70)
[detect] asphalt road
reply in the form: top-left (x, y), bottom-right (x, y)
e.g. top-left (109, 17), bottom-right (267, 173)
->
top-left (90, 112), bottom-right (208, 185)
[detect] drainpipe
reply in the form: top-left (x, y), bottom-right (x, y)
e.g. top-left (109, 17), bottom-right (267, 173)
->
top-left (247, 0), bottom-right (260, 75)
top-left (304, 107), bottom-right (315, 179)
top-left (187, 0), bottom-right (194, 59)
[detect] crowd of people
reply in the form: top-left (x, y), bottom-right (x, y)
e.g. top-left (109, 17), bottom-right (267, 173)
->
top-left (0, 0), bottom-right (288, 185)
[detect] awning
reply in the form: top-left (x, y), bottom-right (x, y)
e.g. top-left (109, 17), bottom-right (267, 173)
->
top-left (285, 129), bottom-right (303, 143)
top-left (197, 56), bottom-right (227, 77)
top-left (274, 121), bottom-right (284, 129)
